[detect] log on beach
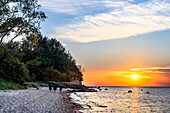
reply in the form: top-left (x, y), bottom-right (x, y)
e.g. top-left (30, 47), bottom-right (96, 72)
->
top-left (68, 88), bottom-right (97, 92)
top-left (0, 88), bottom-right (79, 113)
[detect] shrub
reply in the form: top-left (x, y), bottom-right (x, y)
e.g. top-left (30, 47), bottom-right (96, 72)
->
top-left (0, 56), bottom-right (29, 84)
top-left (0, 78), bottom-right (26, 90)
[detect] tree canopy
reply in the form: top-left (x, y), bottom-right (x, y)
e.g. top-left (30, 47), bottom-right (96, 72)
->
top-left (19, 36), bottom-right (83, 82)
top-left (0, 0), bottom-right (46, 43)
top-left (0, 36), bottom-right (83, 83)
top-left (0, 0), bottom-right (83, 87)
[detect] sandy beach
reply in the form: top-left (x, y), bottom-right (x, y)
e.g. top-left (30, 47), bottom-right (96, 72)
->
top-left (0, 88), bottom-right (81, 113)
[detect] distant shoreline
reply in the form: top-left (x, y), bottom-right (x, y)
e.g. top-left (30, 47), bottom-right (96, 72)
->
top-left (86, 86), bottom-right (170, 88)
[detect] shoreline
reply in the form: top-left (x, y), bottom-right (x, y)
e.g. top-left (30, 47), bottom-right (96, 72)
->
top-left (63, 92), bottom-right (83, 113)
top-left (0, 88), bottom-right (83, 113)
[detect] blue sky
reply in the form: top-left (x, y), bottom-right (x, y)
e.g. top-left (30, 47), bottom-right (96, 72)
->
top-left (39, 0), bottom-right (170, 42)
top-left (39, 0), bottom-right (170, 85)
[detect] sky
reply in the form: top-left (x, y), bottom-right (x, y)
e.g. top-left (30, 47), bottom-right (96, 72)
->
top-left (39, 0), bottom-right (170, 86)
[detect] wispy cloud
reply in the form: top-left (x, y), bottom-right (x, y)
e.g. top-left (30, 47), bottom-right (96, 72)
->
top-left (40, 0), bottom-right (170, 42)
top-left (39, 0), bottom-right (118, 14)
top-left (131, 66), bottom-right (170, 73)
top-left (109, 70), bottom-right (152, 79)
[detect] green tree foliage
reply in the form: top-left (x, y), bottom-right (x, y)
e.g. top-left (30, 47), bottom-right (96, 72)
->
top-left (0, 0), bottom-right (47, 43)
top-left (0, 35), bottom-right (83, 83)
top-left (26, 57), bottom-right (61, 82)
top-left (0, 44), bottom-right (8, 60)
top-left (0, 56), bottom-right (29, 84)
top-left (42, 68), bottom-right (61, 82)
top-left (19, 36), bottom-right (83, 82)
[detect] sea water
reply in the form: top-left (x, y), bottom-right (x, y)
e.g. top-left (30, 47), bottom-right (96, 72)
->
top-left (70, 87), bottom-right (170, 113)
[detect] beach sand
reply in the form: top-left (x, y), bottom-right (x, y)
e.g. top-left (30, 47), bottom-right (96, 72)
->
top-left (0, 88), bottom-right (82, 113)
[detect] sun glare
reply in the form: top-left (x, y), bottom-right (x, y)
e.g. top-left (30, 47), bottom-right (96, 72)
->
top-left (132, 75), bottom-right (138, 78)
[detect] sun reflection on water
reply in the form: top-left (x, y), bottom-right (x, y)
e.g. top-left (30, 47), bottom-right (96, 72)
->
top-left (131, 87), bottom-right (140, 113)
top-left (70, 87), bottom-right (170, 113)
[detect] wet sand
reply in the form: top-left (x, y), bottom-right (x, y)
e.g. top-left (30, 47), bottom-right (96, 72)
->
top-left (0, 88), bottom-right (82, 113)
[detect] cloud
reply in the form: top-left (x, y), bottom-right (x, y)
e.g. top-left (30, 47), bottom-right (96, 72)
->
top-left (41, 0), bottom-right (170, 42)
top-left (131, 66), bottom-right (170, 73)
top-left (39, 0), bottom-right (119, 14)
top-left (109, 70), bottom-right (152, 79)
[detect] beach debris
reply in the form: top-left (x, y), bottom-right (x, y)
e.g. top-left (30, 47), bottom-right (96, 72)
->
top-left (105, 88), bottom-right (108, 90)
top-left (86, 104), bottom-right (91, 108)
top-left (99, 89), bottom-right (102, 91)
top-left (98, 105), bottom-right (107, 107)
top-left (146, 92), bottom-right (150, 94)
top-left (89, 101), bottom-right (97, 106)
top-left (128, 90), bottom-right (132, 93)
top-left (69, 89), bottom-right (97, 92)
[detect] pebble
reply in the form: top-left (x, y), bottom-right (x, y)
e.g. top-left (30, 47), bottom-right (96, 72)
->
top-left (0, 88), bottom-right (73, 113)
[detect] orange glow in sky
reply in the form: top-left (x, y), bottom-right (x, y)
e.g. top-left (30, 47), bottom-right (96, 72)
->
top-left (82, 66), bottom-right (170, 86)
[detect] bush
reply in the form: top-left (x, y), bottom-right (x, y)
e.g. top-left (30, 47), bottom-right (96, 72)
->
top-left (0, 78), bottom-right (26, 90)
top-left (0, 56), bottom-right (29, 84)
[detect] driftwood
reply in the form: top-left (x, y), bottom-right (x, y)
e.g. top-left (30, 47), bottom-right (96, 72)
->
top-left (68, 88), bottom-right (97, 93)
top-left (98, 105), bottom-right (107, 107)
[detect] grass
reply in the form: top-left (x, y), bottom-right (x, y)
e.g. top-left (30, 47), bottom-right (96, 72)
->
top-left (0, 78), bottom-right (26, 90)
top-left (48, 81), bottom-right (84, 89)
top-left (24, 81), bottom-right (84, 89)
top-left (0, 79), bottom-right (84, 90)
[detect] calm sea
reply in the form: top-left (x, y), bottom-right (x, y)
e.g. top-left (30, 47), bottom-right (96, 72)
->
top-left (70, 87), bottom-right (170, 113)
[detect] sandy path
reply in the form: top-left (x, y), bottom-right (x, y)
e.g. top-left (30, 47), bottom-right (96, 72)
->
top-left (0, 88), bottom-right (74, 113)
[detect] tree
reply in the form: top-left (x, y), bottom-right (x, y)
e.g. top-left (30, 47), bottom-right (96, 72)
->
top-left (21, 36), bottom-right (83, 82)
top-left (0, 0), bottom-right (46, 43)
top-left (2, 36), bottom-right (84, 83)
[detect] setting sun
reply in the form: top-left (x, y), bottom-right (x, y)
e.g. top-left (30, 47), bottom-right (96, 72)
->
top-left (132, 75), bottom-right (138, 78)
